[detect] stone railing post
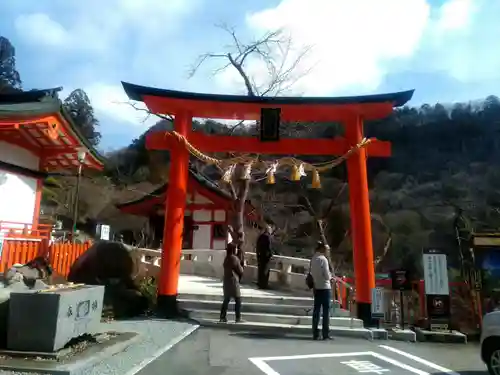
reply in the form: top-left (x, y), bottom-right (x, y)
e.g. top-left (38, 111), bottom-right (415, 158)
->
top-left (277, 260), bottom-right (292, 287)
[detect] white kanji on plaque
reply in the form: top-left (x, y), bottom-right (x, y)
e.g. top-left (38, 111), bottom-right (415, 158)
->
top-left (341, 360), bottom-right (390, 374)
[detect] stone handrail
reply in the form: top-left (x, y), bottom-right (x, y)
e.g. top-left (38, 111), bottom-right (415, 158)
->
top-left (138, 248), bottom-right (354, 306)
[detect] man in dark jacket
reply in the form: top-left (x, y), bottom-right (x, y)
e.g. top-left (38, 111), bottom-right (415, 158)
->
top-left (256, 225), bottom-right (273, 289)
top-left (220, 243), bottom-right (245, 323)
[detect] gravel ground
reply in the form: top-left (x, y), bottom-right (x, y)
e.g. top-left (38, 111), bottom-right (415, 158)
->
top-left (0, 319), bottom-right (198, 375)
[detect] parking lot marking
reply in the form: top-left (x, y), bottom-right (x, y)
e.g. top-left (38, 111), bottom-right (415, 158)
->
top-left (249, 358), bottom-right (281, 375)
top-left (379, 345), bottom-right (459, 375)
top-left (340, 359), bottom-right (390, 374)
top-left (249, 351), bottom-right (431, 375)
top-left (249, 352), bottom-right (372, 362)
top-left (370, 352), bottom-right (429, 375)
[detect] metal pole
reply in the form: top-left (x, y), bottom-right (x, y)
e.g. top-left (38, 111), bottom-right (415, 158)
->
top-left (400, 290), bottom-right (405, 330)
top-left (71, 164), bottom-right (82, 243)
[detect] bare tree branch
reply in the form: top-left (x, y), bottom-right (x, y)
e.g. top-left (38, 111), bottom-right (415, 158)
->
top-left (124, 101), bottom-right (174, 123)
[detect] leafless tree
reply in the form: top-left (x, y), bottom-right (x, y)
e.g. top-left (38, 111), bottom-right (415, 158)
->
top-left (188, 25), bottom-right (314, 251)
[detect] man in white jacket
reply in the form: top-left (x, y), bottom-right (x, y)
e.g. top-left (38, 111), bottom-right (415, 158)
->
top-left (310, 241), bottom-right (334, 340)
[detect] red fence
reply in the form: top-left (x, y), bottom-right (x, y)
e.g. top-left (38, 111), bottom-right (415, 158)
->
top-left (0, 239), bottom-right (92, 277)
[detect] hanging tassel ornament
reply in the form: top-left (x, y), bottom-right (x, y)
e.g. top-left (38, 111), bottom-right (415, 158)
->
top-left (266, 161), bottom-right (279, 184)
top-left (311, 169), bottom-right (322, 189)
top-left (241, 162), bottom-right (253, 180)
top-left (291, 163), bottom-right (306, 181)
top-left (222, 165), bottom-right (235, 183)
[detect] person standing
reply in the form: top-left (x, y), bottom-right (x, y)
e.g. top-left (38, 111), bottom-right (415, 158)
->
top-left (219, 243), bottom-right (244, 323)
top-left (310, 241), bottom-right (334, 340)
top-left (256, 225), bottom-right (273, 289)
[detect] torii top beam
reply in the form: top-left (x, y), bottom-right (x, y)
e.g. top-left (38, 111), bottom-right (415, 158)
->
top-left (121, 82), bottom-right (414, 156)
top-left (122, 82), bottom-right (413, 122)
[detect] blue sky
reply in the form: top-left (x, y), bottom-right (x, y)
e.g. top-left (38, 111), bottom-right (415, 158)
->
top-left (1, 0), bottom-right (499, 151)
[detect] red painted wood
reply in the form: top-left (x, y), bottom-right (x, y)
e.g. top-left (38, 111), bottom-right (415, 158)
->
top-left (146, 132), bottom-right (392, 157)
top-left (159, 112), bottom-right (190, 297)
top-left (143, 95), bottom-right (395, 122)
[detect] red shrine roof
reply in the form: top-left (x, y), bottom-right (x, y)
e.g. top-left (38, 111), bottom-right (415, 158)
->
top-left (0, 88), bottom-right (104, 170)
top-left (122, 81), bottom-right (414, 122)
top-left (116, 166), bottom-right (257, 219)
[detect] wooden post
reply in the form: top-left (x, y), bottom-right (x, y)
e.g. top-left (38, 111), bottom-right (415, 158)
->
top-left (157, 111), bottom-right (191, 317)
top-left (345, 115), bottom-right (376, 326)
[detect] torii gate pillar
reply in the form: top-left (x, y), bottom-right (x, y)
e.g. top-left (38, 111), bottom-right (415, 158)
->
top-left (345, 115), bottom-right (376, 326)
top-left (157, 111), bottom-right (191, 317)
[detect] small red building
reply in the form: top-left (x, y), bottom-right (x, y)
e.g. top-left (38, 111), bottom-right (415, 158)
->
top-left (0, 88), bottom-right (104, 240)
top-left (116, 166), bottom-right (257, 249)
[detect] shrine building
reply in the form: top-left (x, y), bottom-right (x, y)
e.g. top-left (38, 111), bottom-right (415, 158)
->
top-left (0, 88), bottom-right (104, 240)
top-left (116, 166), bottom-right (259, 250)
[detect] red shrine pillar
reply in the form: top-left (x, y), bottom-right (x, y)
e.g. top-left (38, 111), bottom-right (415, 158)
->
top-left (157, 111), bottom-right (191, 317)
top-left (345, 115), bottom-right (376, 326)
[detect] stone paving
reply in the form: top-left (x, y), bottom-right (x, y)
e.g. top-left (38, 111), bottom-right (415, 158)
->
top-left (178, 275), bottom-right (307, 298)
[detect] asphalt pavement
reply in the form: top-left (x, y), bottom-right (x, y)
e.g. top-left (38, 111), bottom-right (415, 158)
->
top-left (137, 328), bottom-right (488, 375)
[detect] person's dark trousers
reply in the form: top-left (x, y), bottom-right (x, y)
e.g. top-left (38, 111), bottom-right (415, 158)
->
top-left (257, 256), bottom-right (271, 289)
top-left (219, 296), bottom-right (242, 321)
top-left (312, 288), bottom-right (332, 339)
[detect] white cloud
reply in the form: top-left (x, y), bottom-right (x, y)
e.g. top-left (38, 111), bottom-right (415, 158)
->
top-left (421, 0), bottom-right (500, 83)
top-left (15, 0), bottom-right (197, 52)
top-left (215, 0), bottom-right (485, 97)
top-left (13, 0), bottom-right (200, 132)
top-left (217, 0), bottom-right (432, 96)
top-left (435, 0), bottom-right (474, 32)
top-left (14, 0), bottom-right (198, 53)
top-left (84, 83), bottom-right (158, 128)
top-left (15, 13), bottom-right (69, 47)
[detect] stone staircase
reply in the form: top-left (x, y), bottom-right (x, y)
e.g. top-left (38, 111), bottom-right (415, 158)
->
top-left (139, 249), bottom-right (385, 340)
top-left (178, 290), bottom-right (374, 340)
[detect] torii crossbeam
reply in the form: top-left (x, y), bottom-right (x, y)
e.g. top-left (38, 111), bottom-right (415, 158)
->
top-left (122, 81), bottom-right (414, 325)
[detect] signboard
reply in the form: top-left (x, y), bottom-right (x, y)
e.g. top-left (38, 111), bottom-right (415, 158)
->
top-left (390, 269), bottom-right (411, 291)
top-left (423, 249), bottom-right (451, 331)
top-left (0, 232), bottom-right (4, 258)
top-left (430, 322), bottom-right (449, 332)
top-left (99, 225), bottom-right (110, 241)
top-left (371, 287), bottom-right (385, 319)
top-left (423, 249), bottom-right (449, 295)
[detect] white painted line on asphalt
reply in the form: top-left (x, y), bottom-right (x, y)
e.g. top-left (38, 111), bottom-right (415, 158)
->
top-left (379, 345), bottom-right (460, 375)
top-left (249, 351), bottom-right (372, 362)
top-left (124, 324), bottom-right (200, 375)
top-left (249, 358), bottom-right (281, 375)
top-left (370, 352), bottom-right (429, 375)
top-left (249, 351), bottom-right (431, 375)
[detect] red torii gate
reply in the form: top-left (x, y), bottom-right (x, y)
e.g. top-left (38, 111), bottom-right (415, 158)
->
top-left (122, 81), bottom-right (414, 324)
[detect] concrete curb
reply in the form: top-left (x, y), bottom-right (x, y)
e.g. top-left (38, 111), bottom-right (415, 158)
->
top-left (415, 328), bottom-right (467, 344)
top-left (124, 324), bottom-right (200, 375)
top-left (196, 318), bottom-right (374, 340)
top-left (389, 328), bottom-right (417, 342)
top-left (0, 332), bottom-right (141, 375)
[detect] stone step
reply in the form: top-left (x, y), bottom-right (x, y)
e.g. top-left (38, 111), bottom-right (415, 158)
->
top-left (189, 309), bottom-right (363, 328)
top-left (178, 292), bottom-right (326, 307)
top-left (195, 319), bottom-right (374, 340)
top-left (179, 298), bottom-right (351, 317)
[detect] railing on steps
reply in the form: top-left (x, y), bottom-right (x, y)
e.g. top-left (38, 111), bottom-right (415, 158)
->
top-left (138, 248), bottom-right (356, 314)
